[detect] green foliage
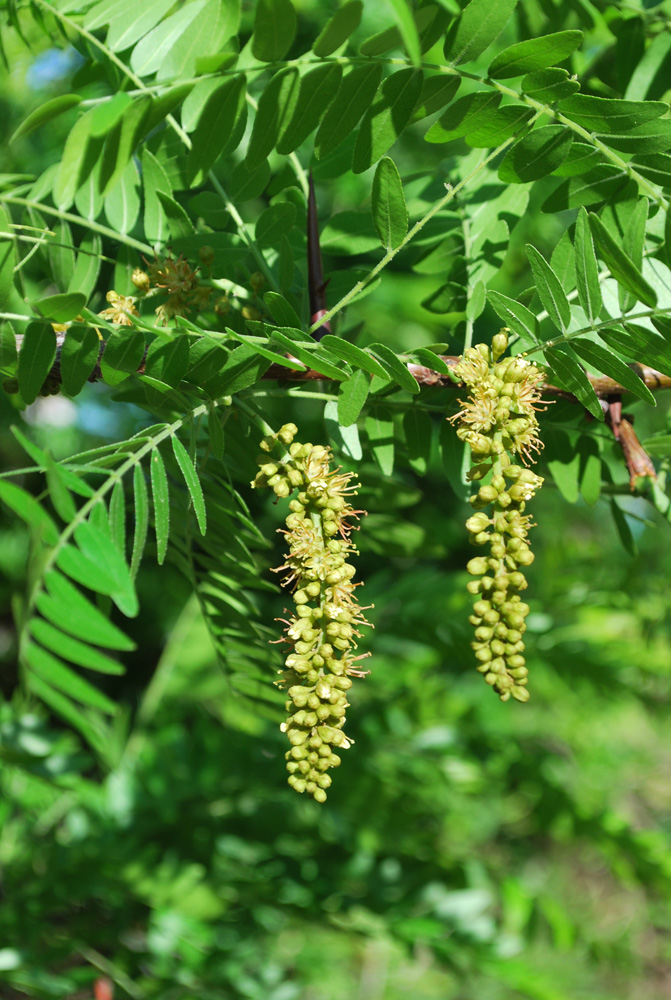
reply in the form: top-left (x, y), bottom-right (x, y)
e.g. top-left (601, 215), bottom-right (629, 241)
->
top-left (1, 0), bottom-right (671, 995)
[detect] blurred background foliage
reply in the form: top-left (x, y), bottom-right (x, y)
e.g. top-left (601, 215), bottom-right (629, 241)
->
top-left (1, 1), bottom-right (671, 998)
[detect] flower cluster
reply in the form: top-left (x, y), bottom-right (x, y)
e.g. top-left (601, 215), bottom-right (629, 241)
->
top-left (253, 423), bottom-right (371, 802)
top-left (144, 253), bottom-right (213, 323)
top-left (452, 330), bottom-right (546, 703)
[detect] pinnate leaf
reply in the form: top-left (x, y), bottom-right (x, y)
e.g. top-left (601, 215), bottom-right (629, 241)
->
top-left (573, 207), bottom-right (602, 324)
top-left (588, 213), bottom-right (657, 308)
top-left (443, 0), bottom-right (517, 67)
top-left (17, 322), bottom-right (57, 404)
top-left (252, 0), bottom-right (296, 62)
top-left (353, 68), bottom-right (423, 173)
top-left (171, 436), bottom-right (206, 534)
top-left (488, 30), bottom-right (583, 79)
top-left (526, 245), bottom-right (571, 331)
top-left (313, 1), bottom-right (362, 56)
top-left (499, 126), bottom-right (573, 183)
top-left (338, 369), bottom-right (371, 427)
top-left (315, 63), bottom-right (382, 160)
top-left (371, 157), bottom-right (407, 251)
top-left (544, 345), bottom-right (603, 419)
top-left (150, 448), bottom-right (170, 564)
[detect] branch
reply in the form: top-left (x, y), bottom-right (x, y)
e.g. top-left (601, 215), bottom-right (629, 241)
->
top-left (263, 356), bottom-right (671, 398)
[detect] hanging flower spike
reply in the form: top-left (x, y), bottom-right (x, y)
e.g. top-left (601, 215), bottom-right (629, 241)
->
top-left (451, 330), bottom-right (546, 703)
top-left (253, 423), bottom-right (372, 802)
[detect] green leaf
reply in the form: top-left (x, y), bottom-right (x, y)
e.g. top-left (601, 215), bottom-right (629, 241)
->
top-left (313, 0), bottom-right (362, 56)
top-left (526, 244), bottom-right (571, 331)
top-left (208, 409), bottom-right (225, 460)
top-left (201, 343), bottom-right (270, 395)
top-left (488, 30), bottom-right (583, 79)
top-left (109, 479), bottom-right (126, 558)
top-left (157, 0), bottom-right (239, 81)
top-left (599, 119), bottom-right (671, 155)
top-left (60, 324), bottom-right (100, 397)
top-left (365, 409), bottom-right (394, 475)
top-left (131, 464), bottom-right (149, 579)
top-left (542, 165), bottom-right (628, 213)
top-left (246, 68), bottom-right (300, 167)
top-left (95, 0), bottom-right (176, 52)
top-left (268, 331), bottom-right (347, 381)
top-left (544, 345), bottom-right (603, 419)
top-left (0, 207), bottom-right (14, 314)
top-left (68, 233), bottom-right (102, 300)
top-left (53, 110), bottom-right (102, 211)
top-left (264, 292), bottom-right (301, 329)
top-left (353, 68), bottom-right (423, 174)
top-left (384, 0), bottom-right (421, 67)
top-left (89, 93), bottom-right (132, 138)
top-left (256, 203), bottom-right (297, 248)
top-left (573, 207), bottom-right (601, 324)
top-left (610, 500), bottom-right (636, 557)
top-left (104, 159), bottom-right (140, 235)
top-left (588, 213), bottom-right (657, 308)
top-left (0, 481), bottom-right (58, 545)
top-left (410, 74), bottom-right (461, 124)
top-left (315, 63), bottom-right (383, 160)
top-left (142, 146), bottom-right (172, 245)
top-left (230, 158), bottom-right (270, 201)
top-left (277, 63), bottom-right (342, 154)
top-left (24, 643), bottom-right (117, 714)
top-left (33, 292), bottom-right (86, 324)
top-left (30, 618), bottom-right (123, 675)
top-left (550, 141), bottom-right (600, 179)
top-left (403, 406), bottom-right (432, 474)
top-left (368, 343), bottom-right (420, 394)
top-left (252, 0), bottom-right (296, 62)
top-left (571, 338), bottom-right (654, 405)
top-left (320, 211), bottom-right (380, 255)
top-left (145, 336), bottom-right (189, 388)
top-left (599, 326), bottom-right (671, 378)
top-left (150, 447), bottom-right (170, 565)
top-left (24, 671), bottom-right (106, 751)
top-left (39, 570), bottom-right (136, 651)
top-left (186, 75), bottom-right (247, 185)
top-left (558, 94), bottom-right (668, 134)
top-left (130, 1), bottom-right (206, 76)
top-left (631, 153), bottom-right (671, 189)
top-left (99, 97), bottom-right (152, 196)
top-left (320, 335), bottom-right (389, 379)
top-left (408, 347), bottom-right (452, 375)
top-left (324, 399), bottom-right (362, 461)
top-left (371, 157), bottom-right (407, 251)
top-left (443, 0), bottom-right (517, 67)
top-left (72, 519), bottom-right (138, 616)
top-left (100, 328), bottom-right (145, 386)
top-left (464, 105), bottom-right (533, 148)
top-left (156, 191), bottom-right (196, 239)
top-left (0, 322), bottom-right (17, 376)
top-left (425, 92), bottom-right (501, 143)
top-left (45, 455), bottom-right (77, 523)
top-left (171, 436), bottom-right (206, 534)
top-left (10, 94), bottom-right (82, 143)
top-left (338, 369), bottom-right (371, 426)
top-left (359, 4), bottom-right (437, 57)
top-left (521, 67), bottom-right (580, 103)
top-left (17, 321), bottom-right (57, 404)
top-left (487, 290), bottom-right (540, 347)
top-left (498, 126), bottom-right (573, 183)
